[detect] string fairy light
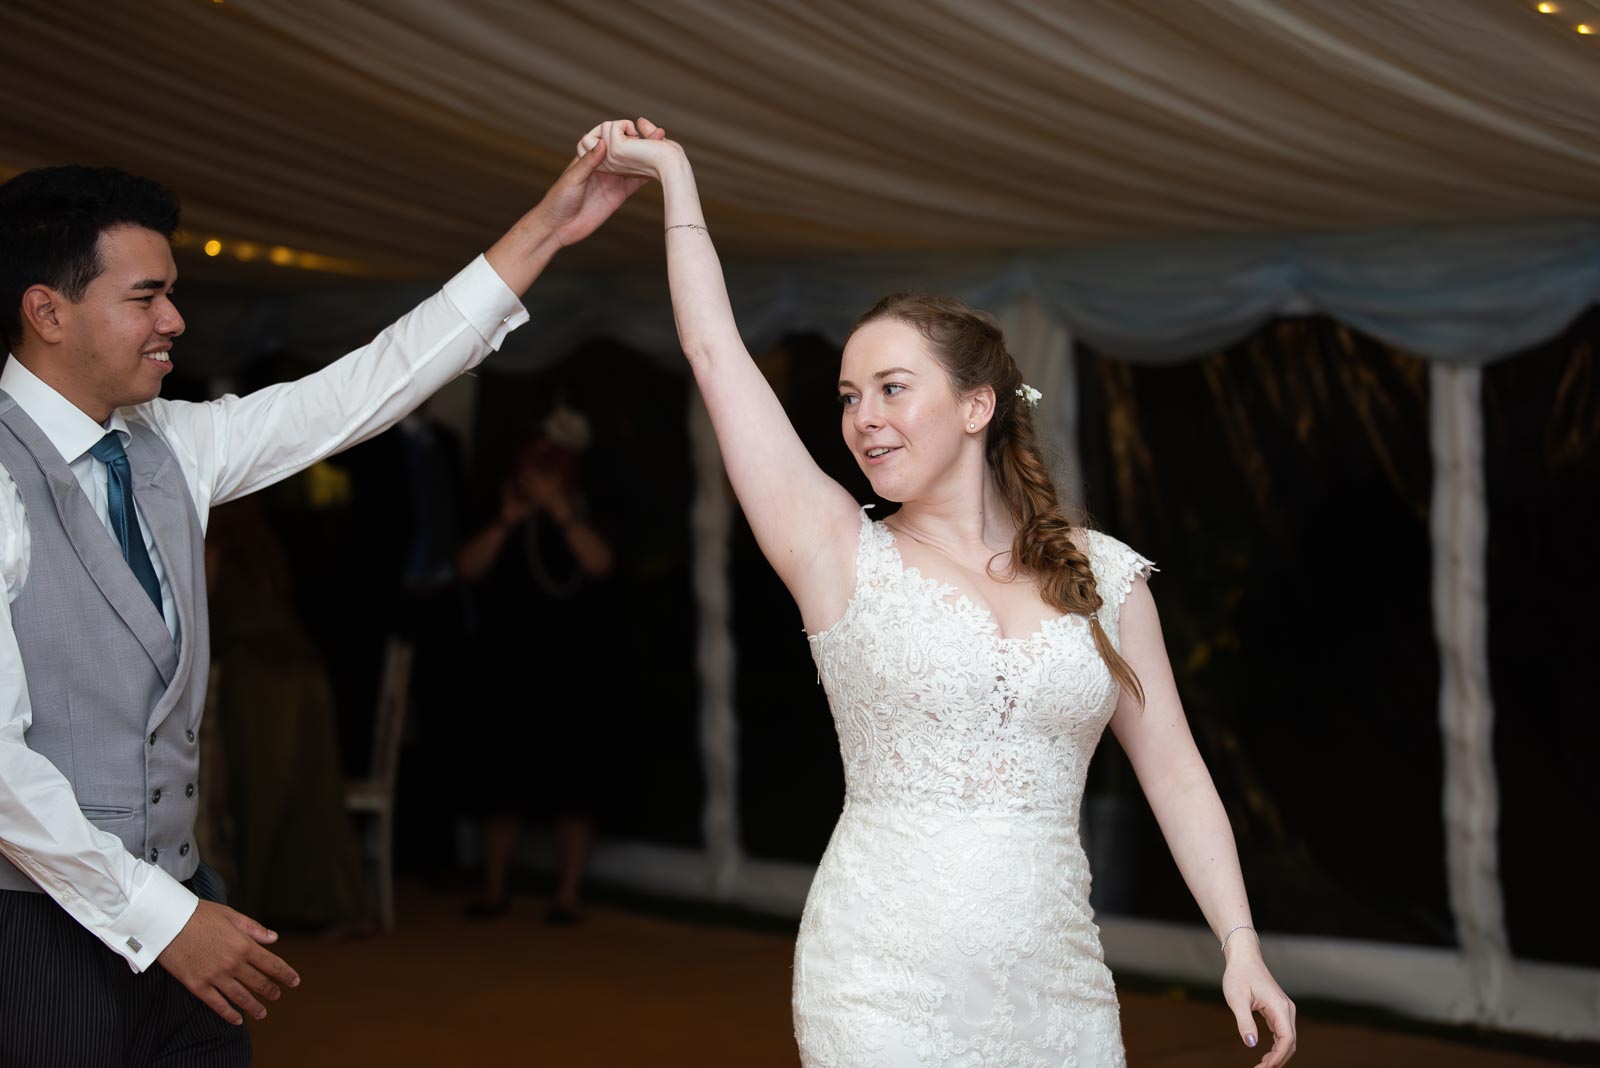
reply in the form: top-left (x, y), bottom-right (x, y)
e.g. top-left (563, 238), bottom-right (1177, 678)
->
top-left (1528, 0), bottom-right (1600, 36)
top-left (170, 230), bottom-right (379, 276)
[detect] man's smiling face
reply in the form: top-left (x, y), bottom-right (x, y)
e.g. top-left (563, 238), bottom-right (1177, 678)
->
top-left (45, 224), bottom-right (184, 422)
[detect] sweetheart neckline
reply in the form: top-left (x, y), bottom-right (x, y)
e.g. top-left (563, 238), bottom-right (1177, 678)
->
top-left (879, 527), bottom-right (1085, 645)
top-left (806, 516), bottom-right (1100, 648)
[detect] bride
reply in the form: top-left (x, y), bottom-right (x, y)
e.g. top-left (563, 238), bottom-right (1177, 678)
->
top-left (587, 118), bottom-right (1296, 1068)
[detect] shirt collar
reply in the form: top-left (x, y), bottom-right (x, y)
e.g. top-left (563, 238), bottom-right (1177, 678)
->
top-left (1, 355), bottom-right (130, 464)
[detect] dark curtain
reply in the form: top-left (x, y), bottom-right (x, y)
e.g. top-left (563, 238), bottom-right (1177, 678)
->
top-left (1078, 318), bottom-right (1452, 947)
top-left (1485, 307), bottom-right (1600, 969)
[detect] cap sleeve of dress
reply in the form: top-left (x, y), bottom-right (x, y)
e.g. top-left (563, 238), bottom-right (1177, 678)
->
top-left (1078, 529), bottom-right (1156, 651)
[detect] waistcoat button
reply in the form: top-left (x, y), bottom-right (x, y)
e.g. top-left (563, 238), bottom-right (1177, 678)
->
top-left (179, 843), bottom-right (190, 857)
top-left (149, 848), bottom-right (160, 862)
top-left (151, 789), bottom-right (161, 804)
top-left (185, 783), bottom-right (195, 798)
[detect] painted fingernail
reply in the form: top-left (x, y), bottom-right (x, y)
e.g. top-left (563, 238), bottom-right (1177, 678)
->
top-left (1245, 1033), bottom-right (1257, 1048)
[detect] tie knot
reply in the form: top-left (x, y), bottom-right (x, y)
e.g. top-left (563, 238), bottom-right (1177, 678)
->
top-left (88, 431), bottom-right (129, 466)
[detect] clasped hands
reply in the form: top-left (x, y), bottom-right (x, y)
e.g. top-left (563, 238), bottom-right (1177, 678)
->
top-left (521, 115), bottom-right (682, 253)
top-left (526, 116), bottom-right (670, 248)
top-left (577, 116), bottom-right (683, 182)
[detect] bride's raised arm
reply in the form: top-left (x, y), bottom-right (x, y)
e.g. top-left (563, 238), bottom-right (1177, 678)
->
top-left (585, 119), bottom-right (863, 627)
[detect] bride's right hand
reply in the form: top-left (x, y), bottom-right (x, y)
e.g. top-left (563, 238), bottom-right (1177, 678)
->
top-left (578, 117), bottom-right (683, 181)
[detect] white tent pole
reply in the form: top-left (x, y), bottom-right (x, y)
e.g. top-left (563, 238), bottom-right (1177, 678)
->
top-left (689, 390), bottom-right (743, 899)
top-left (1429, 363), bottom-right (1509, 1018)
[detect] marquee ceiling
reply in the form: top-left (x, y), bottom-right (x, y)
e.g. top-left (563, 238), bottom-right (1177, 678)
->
top-left (1, 0), bottom-right (1597, 286)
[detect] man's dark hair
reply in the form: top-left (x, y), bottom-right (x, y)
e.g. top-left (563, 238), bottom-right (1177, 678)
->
top-left (0, 166), bottom-right (181, 351)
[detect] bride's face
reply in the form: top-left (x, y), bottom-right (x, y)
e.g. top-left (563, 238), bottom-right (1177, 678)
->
top-left (838, 320), bottom-right (971, 503)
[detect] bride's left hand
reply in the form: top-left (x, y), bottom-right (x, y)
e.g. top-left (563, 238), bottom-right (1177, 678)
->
top-left (1221, 939), bottom-right (1297, 1066)
top-left (578, 116), bottom-right (682, 182)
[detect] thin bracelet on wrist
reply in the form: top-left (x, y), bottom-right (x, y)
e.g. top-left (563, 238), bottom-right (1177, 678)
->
top-left (1220, 925), bottom-right (1257, 953)
top-left (666, 223), bottom-right (708, 235)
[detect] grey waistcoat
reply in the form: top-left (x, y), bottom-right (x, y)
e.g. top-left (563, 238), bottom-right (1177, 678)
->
top-left (0, 391), bottom-right (210, 893)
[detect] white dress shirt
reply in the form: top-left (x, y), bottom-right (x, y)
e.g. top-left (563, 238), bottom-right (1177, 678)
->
top-left (0, 360), bottom-right (183, 640)
top-left (0, 255), bottom-right (527, 971)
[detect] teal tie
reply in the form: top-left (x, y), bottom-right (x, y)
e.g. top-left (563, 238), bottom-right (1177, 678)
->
top-left (88, 432), bottom-right (164, 618)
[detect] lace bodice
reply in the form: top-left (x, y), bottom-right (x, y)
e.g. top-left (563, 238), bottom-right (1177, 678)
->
top-left (808, 509), bottom-right (1154, 820)
top-left (793, 509), bottom-right (1152, 1068)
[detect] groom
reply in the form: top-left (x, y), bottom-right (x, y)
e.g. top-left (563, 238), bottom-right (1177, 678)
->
top-left (0, 123), bottom-right (656, 1065)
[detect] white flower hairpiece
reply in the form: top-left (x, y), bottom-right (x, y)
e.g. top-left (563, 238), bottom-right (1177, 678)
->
top-left (1015, 383), bottom-right (1042, 409)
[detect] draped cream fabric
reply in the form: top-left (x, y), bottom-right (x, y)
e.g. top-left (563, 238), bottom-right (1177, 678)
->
top-left (2, 0), bottom-right (1597, 280)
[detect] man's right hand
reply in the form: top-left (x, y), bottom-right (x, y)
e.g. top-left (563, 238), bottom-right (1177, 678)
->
top-left (157, 900), bottom-right (300, 1025)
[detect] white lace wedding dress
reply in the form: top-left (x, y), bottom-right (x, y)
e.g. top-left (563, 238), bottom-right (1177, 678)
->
top-left (795, 509), bottom-right (1154, 1068)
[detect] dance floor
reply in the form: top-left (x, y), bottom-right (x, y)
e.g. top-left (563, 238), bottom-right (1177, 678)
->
top-left (251, 883), bottom-right (1582, 1067)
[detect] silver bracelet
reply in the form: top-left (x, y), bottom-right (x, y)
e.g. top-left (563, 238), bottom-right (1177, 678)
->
top-left (1220, 925), bottom-right (1257, 953)
top-left (666, 223), bottom-right (708, 235)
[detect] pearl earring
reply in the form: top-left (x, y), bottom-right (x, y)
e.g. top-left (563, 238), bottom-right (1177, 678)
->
top-left (968, 423), bottom-right (977, 431)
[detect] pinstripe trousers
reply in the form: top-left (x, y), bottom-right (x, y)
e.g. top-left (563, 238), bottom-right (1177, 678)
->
top-left (0, 864), bottom-right (252, 1067)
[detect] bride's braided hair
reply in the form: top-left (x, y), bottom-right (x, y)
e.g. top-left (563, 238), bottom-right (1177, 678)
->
top-left (856, 294), bottom-right (1144, 706)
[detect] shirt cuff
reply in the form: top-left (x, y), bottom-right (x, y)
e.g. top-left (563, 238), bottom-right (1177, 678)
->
top-left (100, 865), bottom-right (199, 973)
top-left (443, 254), bottom-right (530, 351)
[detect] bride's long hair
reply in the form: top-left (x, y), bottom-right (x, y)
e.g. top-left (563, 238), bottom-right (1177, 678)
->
top-left (855, 293), bottom-right (1144, 706)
